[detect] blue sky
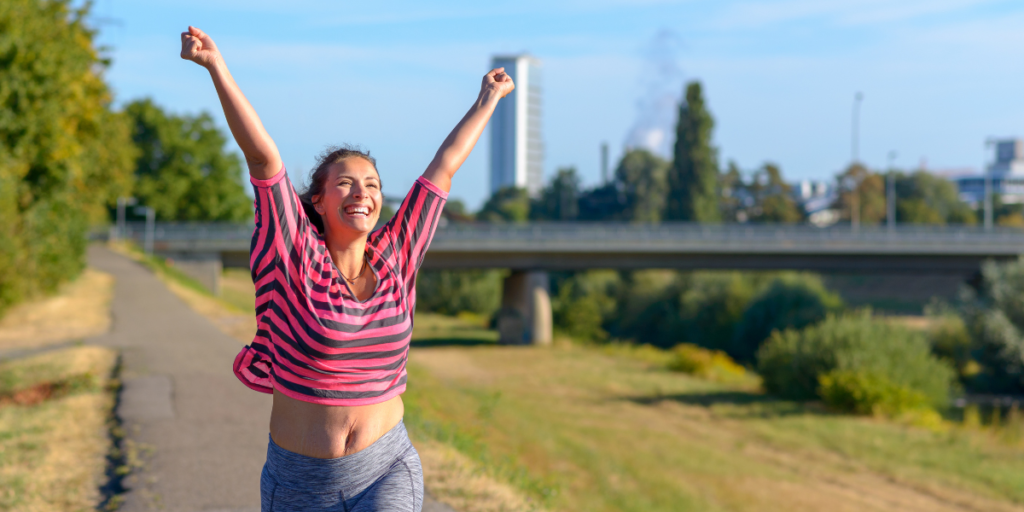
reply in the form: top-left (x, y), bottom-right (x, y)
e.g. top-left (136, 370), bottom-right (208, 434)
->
top-left (91, 0), bottom-right (1024, 208)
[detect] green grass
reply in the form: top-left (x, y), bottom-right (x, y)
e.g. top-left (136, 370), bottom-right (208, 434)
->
top-left (405, 313), bottom-right (1024, 512)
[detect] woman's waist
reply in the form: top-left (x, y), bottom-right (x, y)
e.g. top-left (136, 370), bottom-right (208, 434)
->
top-left (269, 390), bottom-right (405, 459)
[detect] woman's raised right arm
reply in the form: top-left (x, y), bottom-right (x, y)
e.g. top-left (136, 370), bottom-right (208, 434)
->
top-left (180, 26), bottom-right (282, 181)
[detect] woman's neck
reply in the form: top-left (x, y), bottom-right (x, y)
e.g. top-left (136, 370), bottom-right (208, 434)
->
top-left (324, 230), bottom-right (368, 279)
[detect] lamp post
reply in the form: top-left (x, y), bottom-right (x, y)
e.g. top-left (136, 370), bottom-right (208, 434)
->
top-left (116, 196), bottom-right (137, 241)
top-left (984, 138), bottom-right (996, 232)
top-left (852, 92), bottom-right (863, 163)
top-left (887, 151), bottom-right (898, 232)
top-left (849, 92), bottom-right (864, 232)
top-left (134, 206), bottom-right (155, 255)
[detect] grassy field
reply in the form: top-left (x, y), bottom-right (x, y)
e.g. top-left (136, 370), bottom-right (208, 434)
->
top-left (0, 265), bottom-right (119, 512)
top-left (0, 269), bottom-right (113, 355)
top-left (405, 314), bottom-right (1024, 512)
top-left (0, 346), bottom-right (119, 511)
top-left (208, 265), bottom-right (1024, 511)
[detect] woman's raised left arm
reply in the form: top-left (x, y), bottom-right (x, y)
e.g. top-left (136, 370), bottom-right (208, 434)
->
top-left (421, 68), bottom-right (515, 193)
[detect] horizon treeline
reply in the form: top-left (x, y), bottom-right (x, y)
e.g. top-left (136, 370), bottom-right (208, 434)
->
top-left (469, 81), bottom-right (1020, 228)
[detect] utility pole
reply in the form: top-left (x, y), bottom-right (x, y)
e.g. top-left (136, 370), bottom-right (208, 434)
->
top-left (135, 206), bottom-right (155, 254)
top-left (984, 138), bottom-right (996, 232)
top-left (852, 92), bottom-right (864, 163)
top-left (850, 92), bottom-right (864, 232)
top-left (601, 142), bottom-right (609, 184)
top-left (116, 196), bottom-right (137, 241)
top-left (887, 151), bottom-right (897, 232)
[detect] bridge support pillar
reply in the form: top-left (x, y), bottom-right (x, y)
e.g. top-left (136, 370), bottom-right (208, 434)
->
top-left (497, 270), bottom-right (552, 345)
top-left (162, 251), bottom-right (222, 296)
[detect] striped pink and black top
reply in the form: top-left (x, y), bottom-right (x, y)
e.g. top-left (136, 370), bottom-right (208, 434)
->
top-left (232, 167), bottom-right (447, 406)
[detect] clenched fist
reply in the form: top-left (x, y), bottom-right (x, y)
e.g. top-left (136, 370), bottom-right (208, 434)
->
top-left (481, 68), bottom-right (515, 99)
top-left (180, 26), bottom-right (221, 69)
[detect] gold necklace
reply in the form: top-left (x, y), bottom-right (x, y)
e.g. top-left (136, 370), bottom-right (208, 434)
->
top-left (338, 255), bottom-right (368, 283)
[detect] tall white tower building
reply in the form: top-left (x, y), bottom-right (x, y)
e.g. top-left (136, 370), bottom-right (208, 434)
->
top-left (490, 54), bottom-right (543, 196)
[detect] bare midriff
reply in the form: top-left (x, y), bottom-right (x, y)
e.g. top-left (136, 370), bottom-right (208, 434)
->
top-left (269, 390), bottom-right (405, 459)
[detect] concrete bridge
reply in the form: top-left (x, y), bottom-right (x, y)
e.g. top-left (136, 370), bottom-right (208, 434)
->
top-left (117, 222), bottom-right (1024, 345)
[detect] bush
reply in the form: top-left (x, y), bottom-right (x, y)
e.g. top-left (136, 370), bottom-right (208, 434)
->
top-left (757, 310), bottom-right (956, 409)
top-left (416, 270), bottom-right (504, 317)
top-left (959, 257), bottom-right (1024, 394)
top-left (676, 272), bottom-right (759, 351)
top-left (667, 344), bottom-right (747, 383)
top-left (926, 309), bottom-right (979, 381)
top-left (730, 273), bottom-right (843, 363)
top-left (818, 369), bottom-right (930, 416)
top-left (552, 270), bottom-right (619, 341)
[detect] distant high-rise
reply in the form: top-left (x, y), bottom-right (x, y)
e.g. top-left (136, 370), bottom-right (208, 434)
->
top-left (490, 54), bottom-right (543, 196)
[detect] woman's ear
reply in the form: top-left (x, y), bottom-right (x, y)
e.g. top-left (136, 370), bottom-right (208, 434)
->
top-left (312, 195), bottom-right (324, 214)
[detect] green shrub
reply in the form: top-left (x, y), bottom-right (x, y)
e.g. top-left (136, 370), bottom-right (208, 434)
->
top-left (757, 310), bottom-right (956, 408)
top-left (731, 273), bottom-right (843, 363)
top-left (676, 272), bottom-right (759, 351)
top-left (667, 344), bottom-right (747, 383)
top-left (959, 257), bottom-right (1024, 394)
top-left (552, 270), bottom-right (619, 341)
top-left (608, 270), bottom-right (682, 347)
top-left (818, 369), bottom-right (930, 416)
top-left (416, 270), bottom-right (504, 317)
top-left (926, 309), bottom-right (979, 381)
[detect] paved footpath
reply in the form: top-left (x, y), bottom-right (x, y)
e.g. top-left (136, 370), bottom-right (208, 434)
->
top-left (86, 246), bottom-right (452, 512)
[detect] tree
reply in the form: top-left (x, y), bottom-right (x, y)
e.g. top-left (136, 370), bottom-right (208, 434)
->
top-left (533, 167), bottom-right (580, 221)
top-left (719, 162), bottom-right (802, 223)
top-left (125, 99), bottom-right (251, 222)
top-left (477, 186), bottom-right (530, 223)
top-left (667, 81), bottom-right (720, 222)
top-left (0, 0), bottom-right (136, 312)
top-left (577, 183), bottom-right (622, 222)
top-left (835, 163), bottom-right (886, 225)
top-left (958, 257), bottom-right (1024, 394)
top-left (719, 161), bottom-right (746, 222)
top-left (615, 149), bottom-right (669, 223)
top-left (746, 163), bottom-right (804, 223)
top-left (894, 170), bottom-right (975, 225)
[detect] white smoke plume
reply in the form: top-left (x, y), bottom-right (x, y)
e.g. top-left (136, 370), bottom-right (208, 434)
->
top-left (624, 30), bottom-right (684, 159)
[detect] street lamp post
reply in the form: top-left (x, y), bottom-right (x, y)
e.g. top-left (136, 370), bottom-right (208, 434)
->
top-left (849, 92), bottom-right (864, 233)
top-left (984, 139), bottom-right (996, 232)
top-left (852, 92), bottom-right (864, 163)
top-left (134, 206), bottom-right (155, 254)
top-left (887, 151), bottom-right (898, 232)
top-left (116, 196), bottom-right (137, 241)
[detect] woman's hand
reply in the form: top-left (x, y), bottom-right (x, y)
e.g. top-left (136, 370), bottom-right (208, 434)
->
top-left (481, 68), bottom-right (515, 100)
top-left (180, 26), bottom-right (221, 69)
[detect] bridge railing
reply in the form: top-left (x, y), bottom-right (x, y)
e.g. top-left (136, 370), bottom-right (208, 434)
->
top-left (113, 221), bottom-right (1024, 245)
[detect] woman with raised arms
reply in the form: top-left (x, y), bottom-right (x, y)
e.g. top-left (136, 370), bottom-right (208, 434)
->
top-left (179, 26), bottom-right (513, 512)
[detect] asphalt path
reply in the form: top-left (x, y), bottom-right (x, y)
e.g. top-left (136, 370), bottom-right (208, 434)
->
top-left (86, 246), bottom-right (453, 512)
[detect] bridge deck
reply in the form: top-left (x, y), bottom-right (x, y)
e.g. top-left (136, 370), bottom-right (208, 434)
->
top-left (119, 222), bottom-right (1024, 273)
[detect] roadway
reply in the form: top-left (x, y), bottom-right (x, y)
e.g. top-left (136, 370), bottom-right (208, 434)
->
top-left (119, 222), bottom-right (1024, 274)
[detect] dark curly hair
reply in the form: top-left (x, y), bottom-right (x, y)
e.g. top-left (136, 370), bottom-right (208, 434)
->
top-left (299, 145), bottom-right (380, 235)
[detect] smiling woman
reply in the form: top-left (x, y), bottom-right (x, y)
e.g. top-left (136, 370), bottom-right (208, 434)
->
top-left (180, 23), bottom-right (513, 512)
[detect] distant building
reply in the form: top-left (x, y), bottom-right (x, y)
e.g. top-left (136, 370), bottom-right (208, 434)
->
top-left (794, 179), bottom-right (839, 227)
top-left (490, 54), bottom-right (544, 196)
top-left (954, 138), bottom-right (1024, 205)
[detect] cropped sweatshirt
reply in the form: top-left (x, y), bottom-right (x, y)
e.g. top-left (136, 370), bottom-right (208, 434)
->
top-left (232, 167), bottom-right (447, 406)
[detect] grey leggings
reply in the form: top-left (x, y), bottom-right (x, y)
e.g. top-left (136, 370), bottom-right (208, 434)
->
top-left (260, 421), bottom-right (424, 512)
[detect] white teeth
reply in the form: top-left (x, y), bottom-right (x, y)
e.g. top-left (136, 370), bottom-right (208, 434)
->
top-left (345, 205), bottom-right (370, 216)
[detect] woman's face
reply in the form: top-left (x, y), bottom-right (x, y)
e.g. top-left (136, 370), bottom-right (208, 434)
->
top-left (314, 157), bottom-right (383, 236)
